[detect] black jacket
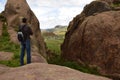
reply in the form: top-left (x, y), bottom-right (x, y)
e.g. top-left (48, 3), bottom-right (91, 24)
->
top-left (19, 24), bottom-right (33, 41)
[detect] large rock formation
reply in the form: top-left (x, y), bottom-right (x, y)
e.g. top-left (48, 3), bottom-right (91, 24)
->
top-left (100, 0), bottom-right (113, 4)
top-left (2, 0), bottom-right (47, 62)
top-left (0, 63), bottom-right (111, 80)
top-left (0, 21), bottom-right (2, 36)
top-left (61, 1), bottom-right (120, 78)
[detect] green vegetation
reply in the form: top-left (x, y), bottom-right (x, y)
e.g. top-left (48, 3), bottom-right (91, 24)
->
top-left (43, 26), bottom-right (67, 55)
top-left (0, 22), bottom-right (20, 67)
top-left (43, 27), bottom-right (100, 76)
top-left (111, 0), bottom-right (120, 7)
top-left (54, 27), bottom-right (67, 36)
top-left (48, 56), bottom-right (100, 75)
top-left (111, 3), bottom-right (120, 7)
top-left (45, 39), bottom-right (62, 55)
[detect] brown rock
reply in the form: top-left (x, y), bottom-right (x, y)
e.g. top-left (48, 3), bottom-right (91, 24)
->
top-left (2, 0), bottom-right (47, 63)
top-left (61, 1), bottom-right (120, 79)
top-left (65, 1), bottom-right (111, 42)
top-left (99, 0), bottom-right (120, 5)
top-left (82, 1), bottom-right (111, 17)
top-left (31, 51), bottom-right (47, 63)
top-left (99, 0), bottom-right (113, 4)
top-left (0, 21), bottom-right (2, 36)
top-left (0, 63), bottom-right (111, 80)
top-left (0, 64), bottom-right (10, 74)
top-left (0, 52), bottom-right (13, 60)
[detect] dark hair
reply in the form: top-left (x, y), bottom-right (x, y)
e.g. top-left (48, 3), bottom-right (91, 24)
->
top-left (22, 18), bottom-right (27, 23)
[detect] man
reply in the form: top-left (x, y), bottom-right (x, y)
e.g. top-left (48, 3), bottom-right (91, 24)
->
top-left (19, 17), bottom-right (33, 66)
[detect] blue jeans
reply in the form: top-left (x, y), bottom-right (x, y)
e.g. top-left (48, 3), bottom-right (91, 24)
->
top-left (20, 39), bottom-right (31, 66)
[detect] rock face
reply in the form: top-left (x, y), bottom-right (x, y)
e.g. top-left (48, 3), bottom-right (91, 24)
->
top-left (0, 64), bottom-right (10, 74)
top-left (0, 21), bottom-right (2, 36)
top-left (0, 63), bottom-right (111, 80)
top-left (61, 1), bottom-right (120, 78)
top-left (2, 0), bottom-right (47, 62)
top-left (100, 0), bottom-right (113, 4)
top-left (0, 52), bottom-right (13, 60)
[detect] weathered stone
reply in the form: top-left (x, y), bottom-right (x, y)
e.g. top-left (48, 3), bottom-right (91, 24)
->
top-left (0, 63), bottom-right (111, 80)
top-left (65, 1), bottom-right (112, 43)
top-left (61, 1), bottom-right (120, 79)
top-left (2, 0), bottom-right (47, 63)
top-left (0, 21), bottom-right (2, 36)
top-left (0, 52), bottom-right (13, 60)
top-left (82, 1), bottom-right (111, 17)
top-left (99, 0), bottom-right (113, 4)
top-left (0, 64), bottom-right (10, 75)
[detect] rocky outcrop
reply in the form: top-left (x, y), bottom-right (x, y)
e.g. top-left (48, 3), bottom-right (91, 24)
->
top-left (2, 0), bottom-right (47, 63)
top-left (99, 0), bottom-right (120, 5)
top-left (0, 52), bottom-right (13, 60)
top-left (0, 21), bottom-right (2, 36)
top-left (61, 1), bottom-right (120, 78)
top-left (100, 0), bottom-right (113, 4)
top-left (0, 63), bottom-right (111, 80)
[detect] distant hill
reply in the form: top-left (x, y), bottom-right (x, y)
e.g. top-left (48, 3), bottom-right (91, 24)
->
top-left (41, 25), bottom-right (67, 36)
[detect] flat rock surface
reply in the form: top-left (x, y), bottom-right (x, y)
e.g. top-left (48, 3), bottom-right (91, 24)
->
top-left (0, 63), bottom-right (111, 80)
top-left (0, 64), bottom-right (10, 74)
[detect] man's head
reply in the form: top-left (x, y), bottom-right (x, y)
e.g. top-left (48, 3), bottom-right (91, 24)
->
top-left (22, 17), bottom-right (27, 23)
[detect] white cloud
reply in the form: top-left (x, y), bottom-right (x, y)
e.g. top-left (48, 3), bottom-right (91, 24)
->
top-left (0, 0), bottom-right (94, 29)
top-left (27, 0), bottom-right (94, 29)
top-left (58, 7), bottom-right (82, 19)
top-left (0, 0), bottom-right (7, 12)
top-left (27, 0), bottom-right (94, 8)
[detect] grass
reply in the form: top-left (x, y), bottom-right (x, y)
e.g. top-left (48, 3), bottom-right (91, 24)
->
top-left (111, 2), bottom-right (120, 8)
top-left (45, 38), bottom-right (63, 55)
top-left (0, 23), bottom-right (20, 67)
top-left (111, 4), bottom-right (120, 7)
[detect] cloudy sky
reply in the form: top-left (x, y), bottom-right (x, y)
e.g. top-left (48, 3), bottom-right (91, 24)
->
top-left (0, 0), bottom-right (94, 29)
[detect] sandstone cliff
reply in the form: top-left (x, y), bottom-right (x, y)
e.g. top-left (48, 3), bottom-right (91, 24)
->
top-left (61, 1), bottom-right (120, 79)
top-left (2, 0), bottom-right (46, 63)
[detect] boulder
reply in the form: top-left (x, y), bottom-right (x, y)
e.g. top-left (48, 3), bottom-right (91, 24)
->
top-left (0, 63), bottom-right (111, 80)
top-left (82, 1), bottom-right (111, 17)
top-left (2, 0), bottom-right (47, 63)
top-left (65, 1), bottom-right (111, 41)
top-left (0, 21), bottom-right (2, 36)
top-left (61, 1), bottom-right (120, 78)
top-left (100, 0), bottom-right (113, 4)
top-left (0, 52), bottom-right (13, 60)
